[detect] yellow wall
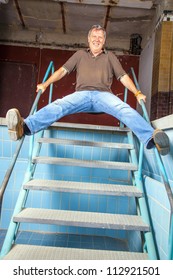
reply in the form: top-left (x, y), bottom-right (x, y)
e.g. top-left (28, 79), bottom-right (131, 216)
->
top-left (158, 22), bottom-right (173, 92)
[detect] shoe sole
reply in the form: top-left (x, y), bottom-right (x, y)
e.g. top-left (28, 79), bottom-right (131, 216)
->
top-left (153, 129), bottom-right (170, 156)
top-left (6, 109), bottom-right (23, 141)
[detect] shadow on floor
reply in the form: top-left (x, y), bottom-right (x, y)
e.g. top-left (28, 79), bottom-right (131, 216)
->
top-left (0, 229), bottom-right (128, 252)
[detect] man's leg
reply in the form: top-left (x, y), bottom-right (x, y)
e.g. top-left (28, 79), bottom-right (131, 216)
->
top-left (92, 91), bottom-right (170, 156)
top-left (6, 91), bottom-right (92, 140)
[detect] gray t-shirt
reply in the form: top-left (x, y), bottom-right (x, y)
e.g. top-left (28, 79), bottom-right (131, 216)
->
top-left (63, 49), bottom-right (126, 92)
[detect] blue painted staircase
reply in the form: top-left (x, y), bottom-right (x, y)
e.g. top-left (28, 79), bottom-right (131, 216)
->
top-left (2, 61), bottom-right (169, 259)
top-left (0, 121), bottom-right (156, 259)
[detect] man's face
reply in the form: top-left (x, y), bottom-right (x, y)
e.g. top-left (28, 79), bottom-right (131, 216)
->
top-left (88, 28), bottom-right (105, 54)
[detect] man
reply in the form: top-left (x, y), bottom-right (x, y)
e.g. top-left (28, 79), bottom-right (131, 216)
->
top-left (6, 25), bottom-right (169, 155)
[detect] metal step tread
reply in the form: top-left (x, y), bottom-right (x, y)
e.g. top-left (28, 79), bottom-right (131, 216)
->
top-left (14, 208), bottom-right (149, 231)
top-left (32, 157), bottom-right (138, 170)
top-left (3, 244), bottom-right (148, 260)
top-left (38, 137), bottom-right (133, 149)
top-left (24, 179), bottom-right (142, 197)
top-left (50, 121), bottom-right (130, 133)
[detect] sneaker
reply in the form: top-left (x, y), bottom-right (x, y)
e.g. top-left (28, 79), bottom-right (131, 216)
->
top-left (153, 129), bottom-right (170, 156)
top-left (6, 108), bottom-right (24, 141)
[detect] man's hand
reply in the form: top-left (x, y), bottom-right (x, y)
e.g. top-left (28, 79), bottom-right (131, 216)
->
top-left (136, 92), bottom-right (146, 104)
top-left (36, 67), bottom-right (67, 95)
top-left (36, 83), bottom-right (47, 94)
top-left (120, 75), bottom-right (147, 104)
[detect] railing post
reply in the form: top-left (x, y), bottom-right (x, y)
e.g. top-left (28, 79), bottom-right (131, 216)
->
top-left (120, 87), bottom-right (128, 128)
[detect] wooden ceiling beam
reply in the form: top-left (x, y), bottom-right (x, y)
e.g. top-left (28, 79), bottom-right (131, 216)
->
top-left (14, 0), bottom-right (26, 29)
top-left (60, 1), bottom-right (66, 34)
top-left (109, 15), bottom-right (153, 22)
top-left (104, 5), bottom-right (111, 30)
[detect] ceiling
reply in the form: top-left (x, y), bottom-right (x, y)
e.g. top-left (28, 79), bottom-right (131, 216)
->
top-left (0, 0), bottom-right (173, 53)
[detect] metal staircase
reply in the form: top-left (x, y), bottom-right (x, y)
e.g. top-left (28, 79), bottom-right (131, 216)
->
top-left (1, 61), bottom-right (166, 260)
top-left (1, 122), bottom-right (152, 260)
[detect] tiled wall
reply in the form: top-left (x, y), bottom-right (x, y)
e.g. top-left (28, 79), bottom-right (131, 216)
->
top-left (0, 124), bottom-right (29, 228)
top-left (158, 22), bottom-right (173, 93)
top-left (151, 92), bottom-right (170, 120)
top-left (142, 128), bottom-right (173, 260)
top-left (151, 21), bottom-right (173, 120)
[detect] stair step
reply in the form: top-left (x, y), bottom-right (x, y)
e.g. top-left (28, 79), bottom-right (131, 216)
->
top-left (3, 244), bottom-right (148, 260)
top-left (24, 179), bottom-right (142, 197)
top-left (50, 121), bottom-right (130, 133)
top-left (13, 208), bottom-right (149, 231)
top-left (32, 157), bottom-right (138, 170)
top-left (38, 137), bottom-right (133, 149)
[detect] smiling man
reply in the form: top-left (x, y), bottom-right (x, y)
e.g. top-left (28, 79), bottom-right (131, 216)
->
top-left (6, 25), bottom-right (169, 155)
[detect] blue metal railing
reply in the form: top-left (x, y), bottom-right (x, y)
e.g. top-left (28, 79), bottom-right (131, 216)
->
top-left (130, 67), bottom-right (173, 260)
top-left (0, 61), bottom-right (54, 258)
top-left (127, 131), bottom-right (158, 259)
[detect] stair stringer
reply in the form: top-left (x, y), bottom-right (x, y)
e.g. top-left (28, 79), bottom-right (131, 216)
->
top-left (127, 131), bottom-right (158, 259)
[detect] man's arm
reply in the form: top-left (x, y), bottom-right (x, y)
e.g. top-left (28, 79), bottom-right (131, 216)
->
top-left (36, 66), bottom-right (68, 94)
top-left (120, 74), bottom-right (146, 103)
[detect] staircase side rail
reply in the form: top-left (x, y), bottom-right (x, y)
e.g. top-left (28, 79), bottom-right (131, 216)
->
top-left (127, 131), bottom-right (158, 259)
top-left (119, 87), bottom-right (128, 128)
top-left (27, 62), bottom-right (55, 183)
top-left (0, 62), bottom-right (54, 216)
top-left (130, 67), bottom-right (173, 260)
top-left (0, 61), bottom-right (54, 258)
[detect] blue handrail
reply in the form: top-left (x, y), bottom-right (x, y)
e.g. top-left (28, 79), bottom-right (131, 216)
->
top-left (130, 67), bottom-right (173, 260)
top-left (0, 61), bottom-right (54, 258)
top-left (127, 131), bottom-right (158, 259)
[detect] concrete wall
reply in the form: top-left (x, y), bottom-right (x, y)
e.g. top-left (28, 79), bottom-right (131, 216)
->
top-left (138, 33), bottom-right (155, 117)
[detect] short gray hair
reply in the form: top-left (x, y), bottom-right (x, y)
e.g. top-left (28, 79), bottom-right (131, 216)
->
top-left (88, 25), bottom-right (106, 39)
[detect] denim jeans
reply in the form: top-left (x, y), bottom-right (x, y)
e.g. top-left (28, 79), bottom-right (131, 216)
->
top-left (25, 90), bottom-right (154, 147)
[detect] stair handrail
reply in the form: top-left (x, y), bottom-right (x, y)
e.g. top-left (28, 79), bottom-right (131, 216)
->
top-left (0, 61), bottom-right (55, 258)
top-left (130, 67), bottom-right (173, 260)
top-left (0, 61), bottom-right (54, 219)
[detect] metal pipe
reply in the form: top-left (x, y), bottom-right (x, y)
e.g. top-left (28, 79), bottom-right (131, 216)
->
top-left (120, 87), bottom-right (128, 128)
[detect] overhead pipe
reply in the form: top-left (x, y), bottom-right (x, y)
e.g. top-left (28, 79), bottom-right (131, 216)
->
top-left (0, 0), bottom-right (9, 4)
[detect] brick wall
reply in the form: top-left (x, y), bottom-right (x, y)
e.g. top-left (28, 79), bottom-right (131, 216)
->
top-left (151, 21), bottom-right (173, 120)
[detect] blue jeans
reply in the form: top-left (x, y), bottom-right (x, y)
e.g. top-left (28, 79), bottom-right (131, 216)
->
top-left (25, 90), bottom-right (154, 147)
